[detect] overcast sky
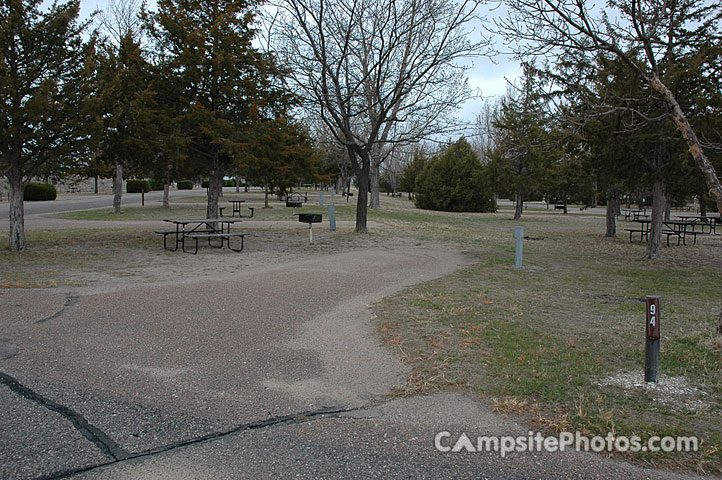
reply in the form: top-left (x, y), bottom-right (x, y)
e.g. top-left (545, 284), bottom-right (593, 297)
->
top-left (72, 0), bottom-right (521, 130)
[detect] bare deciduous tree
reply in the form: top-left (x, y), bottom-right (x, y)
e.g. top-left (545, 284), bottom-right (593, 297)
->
top-left (267, 0), bottom-right (489, 232)
top-left (97, 0), bottom-right (145, 46)
top-left (496, 0), bottom-right (722, 258)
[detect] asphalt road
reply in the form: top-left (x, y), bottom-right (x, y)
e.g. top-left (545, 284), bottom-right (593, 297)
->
top-left (0, 189), bottom-right (208, 217)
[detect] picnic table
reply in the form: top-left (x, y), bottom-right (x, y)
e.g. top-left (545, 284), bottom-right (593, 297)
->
top-left (675, 214), bottom-right (720, 234)
top-left (627, 218), bottom-right (699, 246)
top-left (621, 208), bottom-right (646, 221)
top-left (221, 199), bottom-right (254, 218)
top-left (156, 218), bottom-right (247, 254)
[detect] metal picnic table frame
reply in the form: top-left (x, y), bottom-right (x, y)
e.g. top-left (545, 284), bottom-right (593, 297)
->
top-left (158, 218), bottom-right (246, 254)
top-left (629, 218), bottom-right (700, 246)
top-left (674, 214), bottom-right (720, 235)
top-left (221, 199), bottom-right (255, 218)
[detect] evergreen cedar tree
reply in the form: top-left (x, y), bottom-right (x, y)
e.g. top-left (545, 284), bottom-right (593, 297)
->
top-left (414, 138), bottom-right (496, 213)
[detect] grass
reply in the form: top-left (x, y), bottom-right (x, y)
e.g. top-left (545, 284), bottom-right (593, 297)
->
top-left (370, 202), bottom-right (722, 474)
top-left (54, 197), bottom-right (358, 222)
top-left (7, 194), bottom-right (722, 473)
top-left (0, 228), bottom-right (158, 287)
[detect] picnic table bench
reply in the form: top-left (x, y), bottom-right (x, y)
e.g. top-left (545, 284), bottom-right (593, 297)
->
top-left (627, 219), bottom-right (699, 246)
top-left (157, 218), bottom-right (247, 254)
top-left (675, 214), bottom-right (720, 234)
top-left (621, 209), bottom-right (646, 221)
top-left (220, 199), bottom-right (254, 218)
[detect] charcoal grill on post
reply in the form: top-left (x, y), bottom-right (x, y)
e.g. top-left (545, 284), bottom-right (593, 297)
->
top-left (285, 192), bottom-right (306, 215)
top-left (298, 213), bottom-right (322, 244)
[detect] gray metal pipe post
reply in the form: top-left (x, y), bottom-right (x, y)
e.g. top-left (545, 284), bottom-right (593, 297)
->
top-left (513, 226), bottom-right (524, 269)
top-left (328, 204), bottom-right (336, 231)
top-left (319, 191), bottom-right (324, 206)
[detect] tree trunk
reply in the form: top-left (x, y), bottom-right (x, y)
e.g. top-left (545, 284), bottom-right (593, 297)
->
top-left (356, 171), bottom-right (369, 233)
top-left (235, 176), bottom-right (240, 193)
top-left (337, 174), bottom-right (343, 195)
top-left (206, 171), bottom-right (222, 219)
top-left (645, 180), bottom-right (665, 260)
top-left (349, 149), bottom-right (370, 234)
top-left (112, 164), bottom-right (123, 214)
top-left (700, 195), bottom-right (707, 217)
top-left (162, 183), bottom-right (170, 209)
top-left (369, 160), bottom-right (380, 209)
top-left (605, 184), bottom-right (620, 238)
top-left (8, 176), bottom-right (26, 251)
top-left (264, 187), bottom-right (269, 208)
top-left (94, 175), bottom-right (99, 194)
top-left (649, 77), bottom-right (722, 219)
top-left (513, 192), bottom-right (523, 220)
top-left (664, 192), bottom-right (671, 221)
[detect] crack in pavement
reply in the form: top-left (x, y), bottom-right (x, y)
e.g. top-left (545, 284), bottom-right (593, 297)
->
top-left (1, 371), bottom-right (381, 480)
top-left (35, 295), bottom-right (79, 324)
top-left (0, 372), bottom-right (130, 461)
top-left (34, 405), bottom-right (378, 480)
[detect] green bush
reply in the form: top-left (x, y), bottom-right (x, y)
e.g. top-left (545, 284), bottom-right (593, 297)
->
top-left (201, 179), bottom-right (234, 188)
top-left (24, 183), bottom-right (57, 201)
top-left (176, 180), bottom-right (193, 190)
top-left (127, 179), bottom-right (151, 193)
top-left (149, 179), bottom-right (165, 191)
top-left (414, 138), bottom-right (496, 213)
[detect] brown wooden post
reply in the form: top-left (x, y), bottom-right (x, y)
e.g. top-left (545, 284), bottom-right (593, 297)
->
top-left (645, 295), bottom-right (661, 382)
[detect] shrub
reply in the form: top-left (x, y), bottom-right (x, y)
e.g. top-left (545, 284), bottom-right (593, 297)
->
top-left (127, 179), bottom-right (151, 193)
top-left (414, 138), bottom-right (496, 213)
top-left (201, 179), bottom-right (235, 188)
top-left (24, 183), bottom-right (57, 201)
top-left (176, 180), bottom-right (193, 190)
top-left (149, 179), bottom-right (165, 191)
